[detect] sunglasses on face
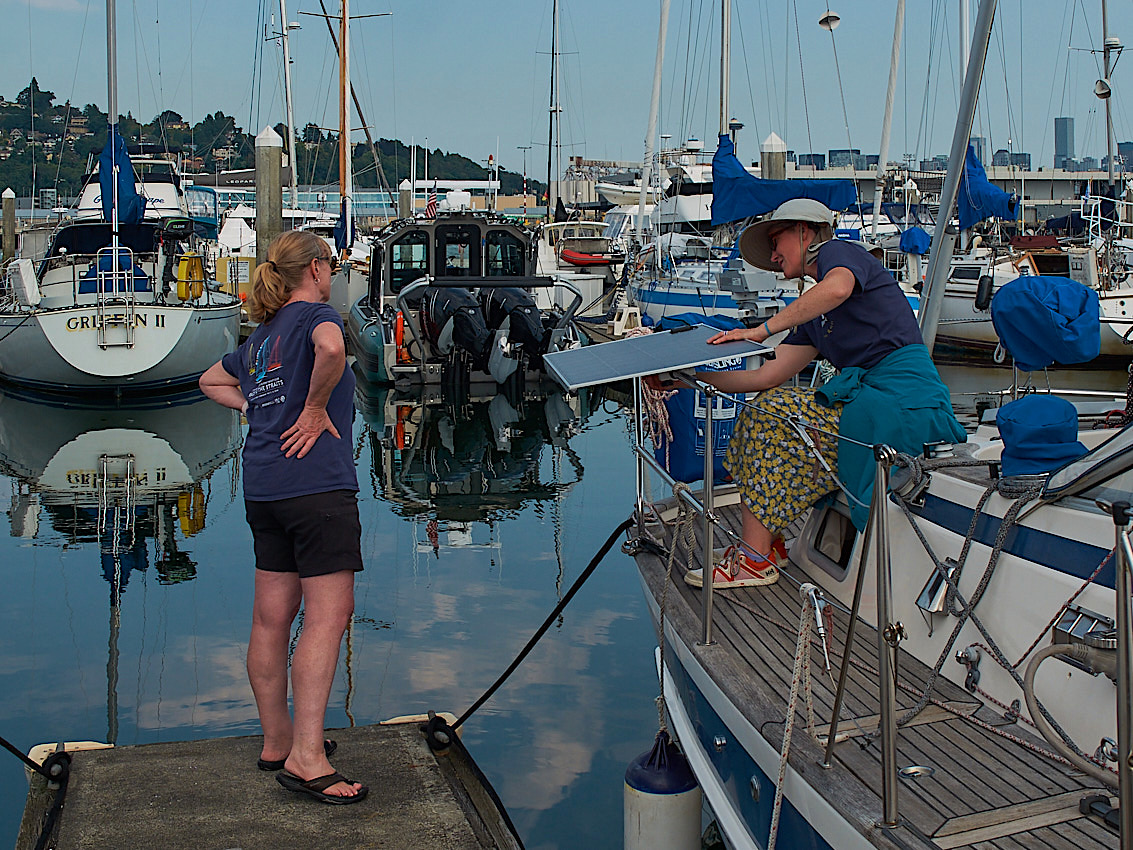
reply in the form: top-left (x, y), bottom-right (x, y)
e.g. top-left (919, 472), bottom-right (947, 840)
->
top-left (318, 253), bottom-right (340, 272)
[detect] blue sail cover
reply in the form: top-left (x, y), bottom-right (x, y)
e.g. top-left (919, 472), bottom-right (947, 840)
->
top-left (710, 135), bottom-right (856, 225)
top-left (99, 124), bottom-right (146, 224)
top-left (333, 197), bottom-right (355, 252)
top-left (990, 276), bottom-right (1099, 371)
top-left (958, 144), bottom-right (1016, 229)
top-left (899, 226), bottom-right (931, 255)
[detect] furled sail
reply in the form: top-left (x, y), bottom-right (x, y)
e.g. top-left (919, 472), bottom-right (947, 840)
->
top-left (958, 144), bottom-right (1017, 229)
top-left (99, 124), bottom-right (146, 225)
top-left (710, 135), bottom-right (856, 226)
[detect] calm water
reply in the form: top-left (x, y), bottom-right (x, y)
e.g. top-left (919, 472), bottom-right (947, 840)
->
top-left (0, 379), bottom-right (658, 850)
top-left (1, 361), bottom-right (1128, 849)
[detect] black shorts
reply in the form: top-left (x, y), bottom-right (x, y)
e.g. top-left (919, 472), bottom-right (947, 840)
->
top-left (245, 490), bottom-right (363, 578)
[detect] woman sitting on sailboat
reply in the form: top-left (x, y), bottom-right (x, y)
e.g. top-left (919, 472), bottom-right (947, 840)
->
top-left (689, 198), bottom-right (966, 589)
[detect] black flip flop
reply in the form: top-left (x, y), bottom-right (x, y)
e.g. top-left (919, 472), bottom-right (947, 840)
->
top-left (276, 769), bottom-right (369, 805)
top-left (257, 739), bottom-right (337, 771)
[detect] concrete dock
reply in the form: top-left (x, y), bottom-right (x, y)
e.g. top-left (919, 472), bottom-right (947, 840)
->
top-left (18, 716), bottom-right (521, 850)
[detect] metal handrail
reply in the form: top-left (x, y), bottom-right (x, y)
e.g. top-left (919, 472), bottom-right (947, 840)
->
top-left (1108, 502), bottom-right (1133, 847)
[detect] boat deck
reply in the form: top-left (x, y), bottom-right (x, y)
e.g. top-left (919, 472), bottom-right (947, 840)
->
top-left (18, 716), bottom-right (520, 850)
top-left (632, 495), bottom-right (1119, 849)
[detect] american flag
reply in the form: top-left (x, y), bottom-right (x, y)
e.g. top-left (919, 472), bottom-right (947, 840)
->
top-left (425, 182), bottom-right (437, 218)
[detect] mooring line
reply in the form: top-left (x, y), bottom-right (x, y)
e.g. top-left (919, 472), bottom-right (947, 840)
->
top-left (447, 517), bottom-right (634, 734)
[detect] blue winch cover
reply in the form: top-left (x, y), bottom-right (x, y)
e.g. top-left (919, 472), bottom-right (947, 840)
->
top-left (990, 276), bottom-right (1099, 371)
top-left (710, 135), bottom-right (857, 226)
top-left (997, 395), bottom-right (1088, 478)
top-left (899, 226), bottom-right (931, 255)
top-left (958, 143), bottom-right (1017, 229)
top-left (99, 124), bottom-right (147, 225)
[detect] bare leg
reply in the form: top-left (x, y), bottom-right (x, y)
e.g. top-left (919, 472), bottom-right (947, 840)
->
top-left (283, 569), bottom-right (362, 798)
top-left (740, 504), bottom-right (774, 558)
top-left (248, 570), bottom-right (302, 764)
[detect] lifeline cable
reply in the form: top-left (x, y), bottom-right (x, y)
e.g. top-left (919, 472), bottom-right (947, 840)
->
top-left (448, 517), bottom-right (634, 733)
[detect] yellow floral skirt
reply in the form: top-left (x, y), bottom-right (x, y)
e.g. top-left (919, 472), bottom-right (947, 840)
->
top-left (723, 386), bottom-right (844, 535)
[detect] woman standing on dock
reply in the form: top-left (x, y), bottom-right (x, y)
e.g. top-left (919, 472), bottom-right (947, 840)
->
top-left (200, 230), bottom-right (367, 804)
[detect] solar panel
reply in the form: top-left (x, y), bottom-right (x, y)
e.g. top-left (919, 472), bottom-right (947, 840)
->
top-left (543, 324), bottom-right (772, 391)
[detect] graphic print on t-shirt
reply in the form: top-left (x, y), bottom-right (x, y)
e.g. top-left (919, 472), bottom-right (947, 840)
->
top-left (247, 335), bottom-right (287, 408)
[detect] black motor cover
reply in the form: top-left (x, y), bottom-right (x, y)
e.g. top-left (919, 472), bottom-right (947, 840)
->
top-left (422, 287), bottom-right (493, 369)
top-left (480, 287), bottom-right (546, 356)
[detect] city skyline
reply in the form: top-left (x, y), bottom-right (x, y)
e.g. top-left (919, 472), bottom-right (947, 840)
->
top-left (1, 1), bottom-right (1131, 177)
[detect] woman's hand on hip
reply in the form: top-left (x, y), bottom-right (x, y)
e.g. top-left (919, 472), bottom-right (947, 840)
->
top-left (280, 406), bottom-right (341, 458)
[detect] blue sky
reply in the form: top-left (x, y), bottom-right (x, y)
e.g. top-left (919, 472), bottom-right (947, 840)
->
top-left (3, 0), bottom-right (1132, 176)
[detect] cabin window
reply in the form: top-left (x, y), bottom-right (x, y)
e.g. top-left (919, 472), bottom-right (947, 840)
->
top-left (485, 230), bottom-right (525, 277)
top-left (949, 266), bottom-right (983, 282)
top-left (390, 229), bottom-right (430, 292)
top-left (436, 224), bottom-right (481, 277)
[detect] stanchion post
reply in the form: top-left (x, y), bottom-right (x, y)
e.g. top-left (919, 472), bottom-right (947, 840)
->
top-left (700, 381), bottom-right (716, 647)
top-left (873, 444), bottom-right (901, 828)
top-left (1111, 501), bottom-right (1133, 847)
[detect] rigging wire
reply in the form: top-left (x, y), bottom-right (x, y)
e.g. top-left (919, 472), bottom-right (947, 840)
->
top-left (734, 4), bottom-right (762, 152)
top-left (790, 0), bottom-right (814, 157)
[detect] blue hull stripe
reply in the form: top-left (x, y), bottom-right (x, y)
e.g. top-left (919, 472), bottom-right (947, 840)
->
top-left (667, 637), bottom-right (836, 850)
top-left (901, 493), bottom-right (1115, 589)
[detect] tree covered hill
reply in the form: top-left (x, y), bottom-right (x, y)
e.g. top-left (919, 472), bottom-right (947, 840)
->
top-left (0, 77), bottom-right (545, 201)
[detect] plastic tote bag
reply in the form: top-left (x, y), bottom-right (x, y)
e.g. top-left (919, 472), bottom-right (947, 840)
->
top-left (654, 357), bottom-right (746, 483)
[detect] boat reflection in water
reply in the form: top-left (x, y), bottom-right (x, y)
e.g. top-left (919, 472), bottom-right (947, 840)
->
top-left (356, 372), bottom-right (596, 563)
top-left (0, 388), bottom-right (242, 742)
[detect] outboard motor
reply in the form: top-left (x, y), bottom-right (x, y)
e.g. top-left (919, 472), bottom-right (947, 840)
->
top-left (480, 287), bottom-right (547, 360)
top-left (422, 287), bottom-right (518, 384)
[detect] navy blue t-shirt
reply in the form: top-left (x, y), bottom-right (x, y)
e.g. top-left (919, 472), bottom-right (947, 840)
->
top-left (782, 240), bottom-right (923, 369)
top-left (222, 300), bottom-right (358, 501)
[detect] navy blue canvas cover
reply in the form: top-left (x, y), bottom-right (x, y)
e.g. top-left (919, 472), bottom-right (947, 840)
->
top-left (997, 395), bottom-right (1087, 478)
top-left (899, 226), bottom-right (931, 255)
top-left (958, 144), bottom-right (1017, 229)
top-left (710, 135), bottom-right (856, 226)
top-left (990, 276), bottom-right (1099, 371)
top-left (99, 125), bottom-right (147, 225)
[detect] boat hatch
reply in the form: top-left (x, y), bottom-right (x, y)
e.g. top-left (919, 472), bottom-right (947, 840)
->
top-left (795, 495), bottom-right (858, 582)
top-left (1043, 423), bottom-right (1133, 504)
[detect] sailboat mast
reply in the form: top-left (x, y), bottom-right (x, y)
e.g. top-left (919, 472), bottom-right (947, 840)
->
top-left (106, 0), bottom-right (119, 243)
top-left (638, 0), bottom-right (670, 240)
top-left (546, 0), bottom-right (558, 221)
top-left (1103, 0), bottom-right (1115, 187)
top-left (339, 0), bottom-right (352, 245)
top-left (718, 0), bottom-right (730, 137)
top-left (918, 0), bottom-right (997, 351)
top-left (280, 0), bottom-right (299, 210)
top-left (872, 0), bottom-right (905, 239)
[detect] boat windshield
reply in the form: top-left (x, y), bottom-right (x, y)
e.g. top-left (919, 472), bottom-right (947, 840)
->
top-left (1044, 424), bottom-right (1133, 504)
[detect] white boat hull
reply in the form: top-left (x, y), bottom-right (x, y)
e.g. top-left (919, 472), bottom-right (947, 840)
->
top-left (0, 303), bottom-right (240, 392)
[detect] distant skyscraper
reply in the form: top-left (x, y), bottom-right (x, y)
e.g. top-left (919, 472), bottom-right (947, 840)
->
top-left (992, 149), bottom-right (1011, 167)
top-left (1118, 140), bottom-right (1133, 167)
top-left (1055, 117), bottom-right (1074, 169)
top-left (970, 136), bottom-right (986, 163)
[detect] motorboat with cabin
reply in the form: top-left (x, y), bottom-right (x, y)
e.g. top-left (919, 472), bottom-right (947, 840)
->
top-left (347, 211), bottom-right (583, 388)
top-left (0, 149), bottom-right (242, 395)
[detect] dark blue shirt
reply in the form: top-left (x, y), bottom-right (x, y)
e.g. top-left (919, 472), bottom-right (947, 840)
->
top-left (782, 240), bottom-right (922, 369)
top-left (222, 301), bottom-right (357, 501)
